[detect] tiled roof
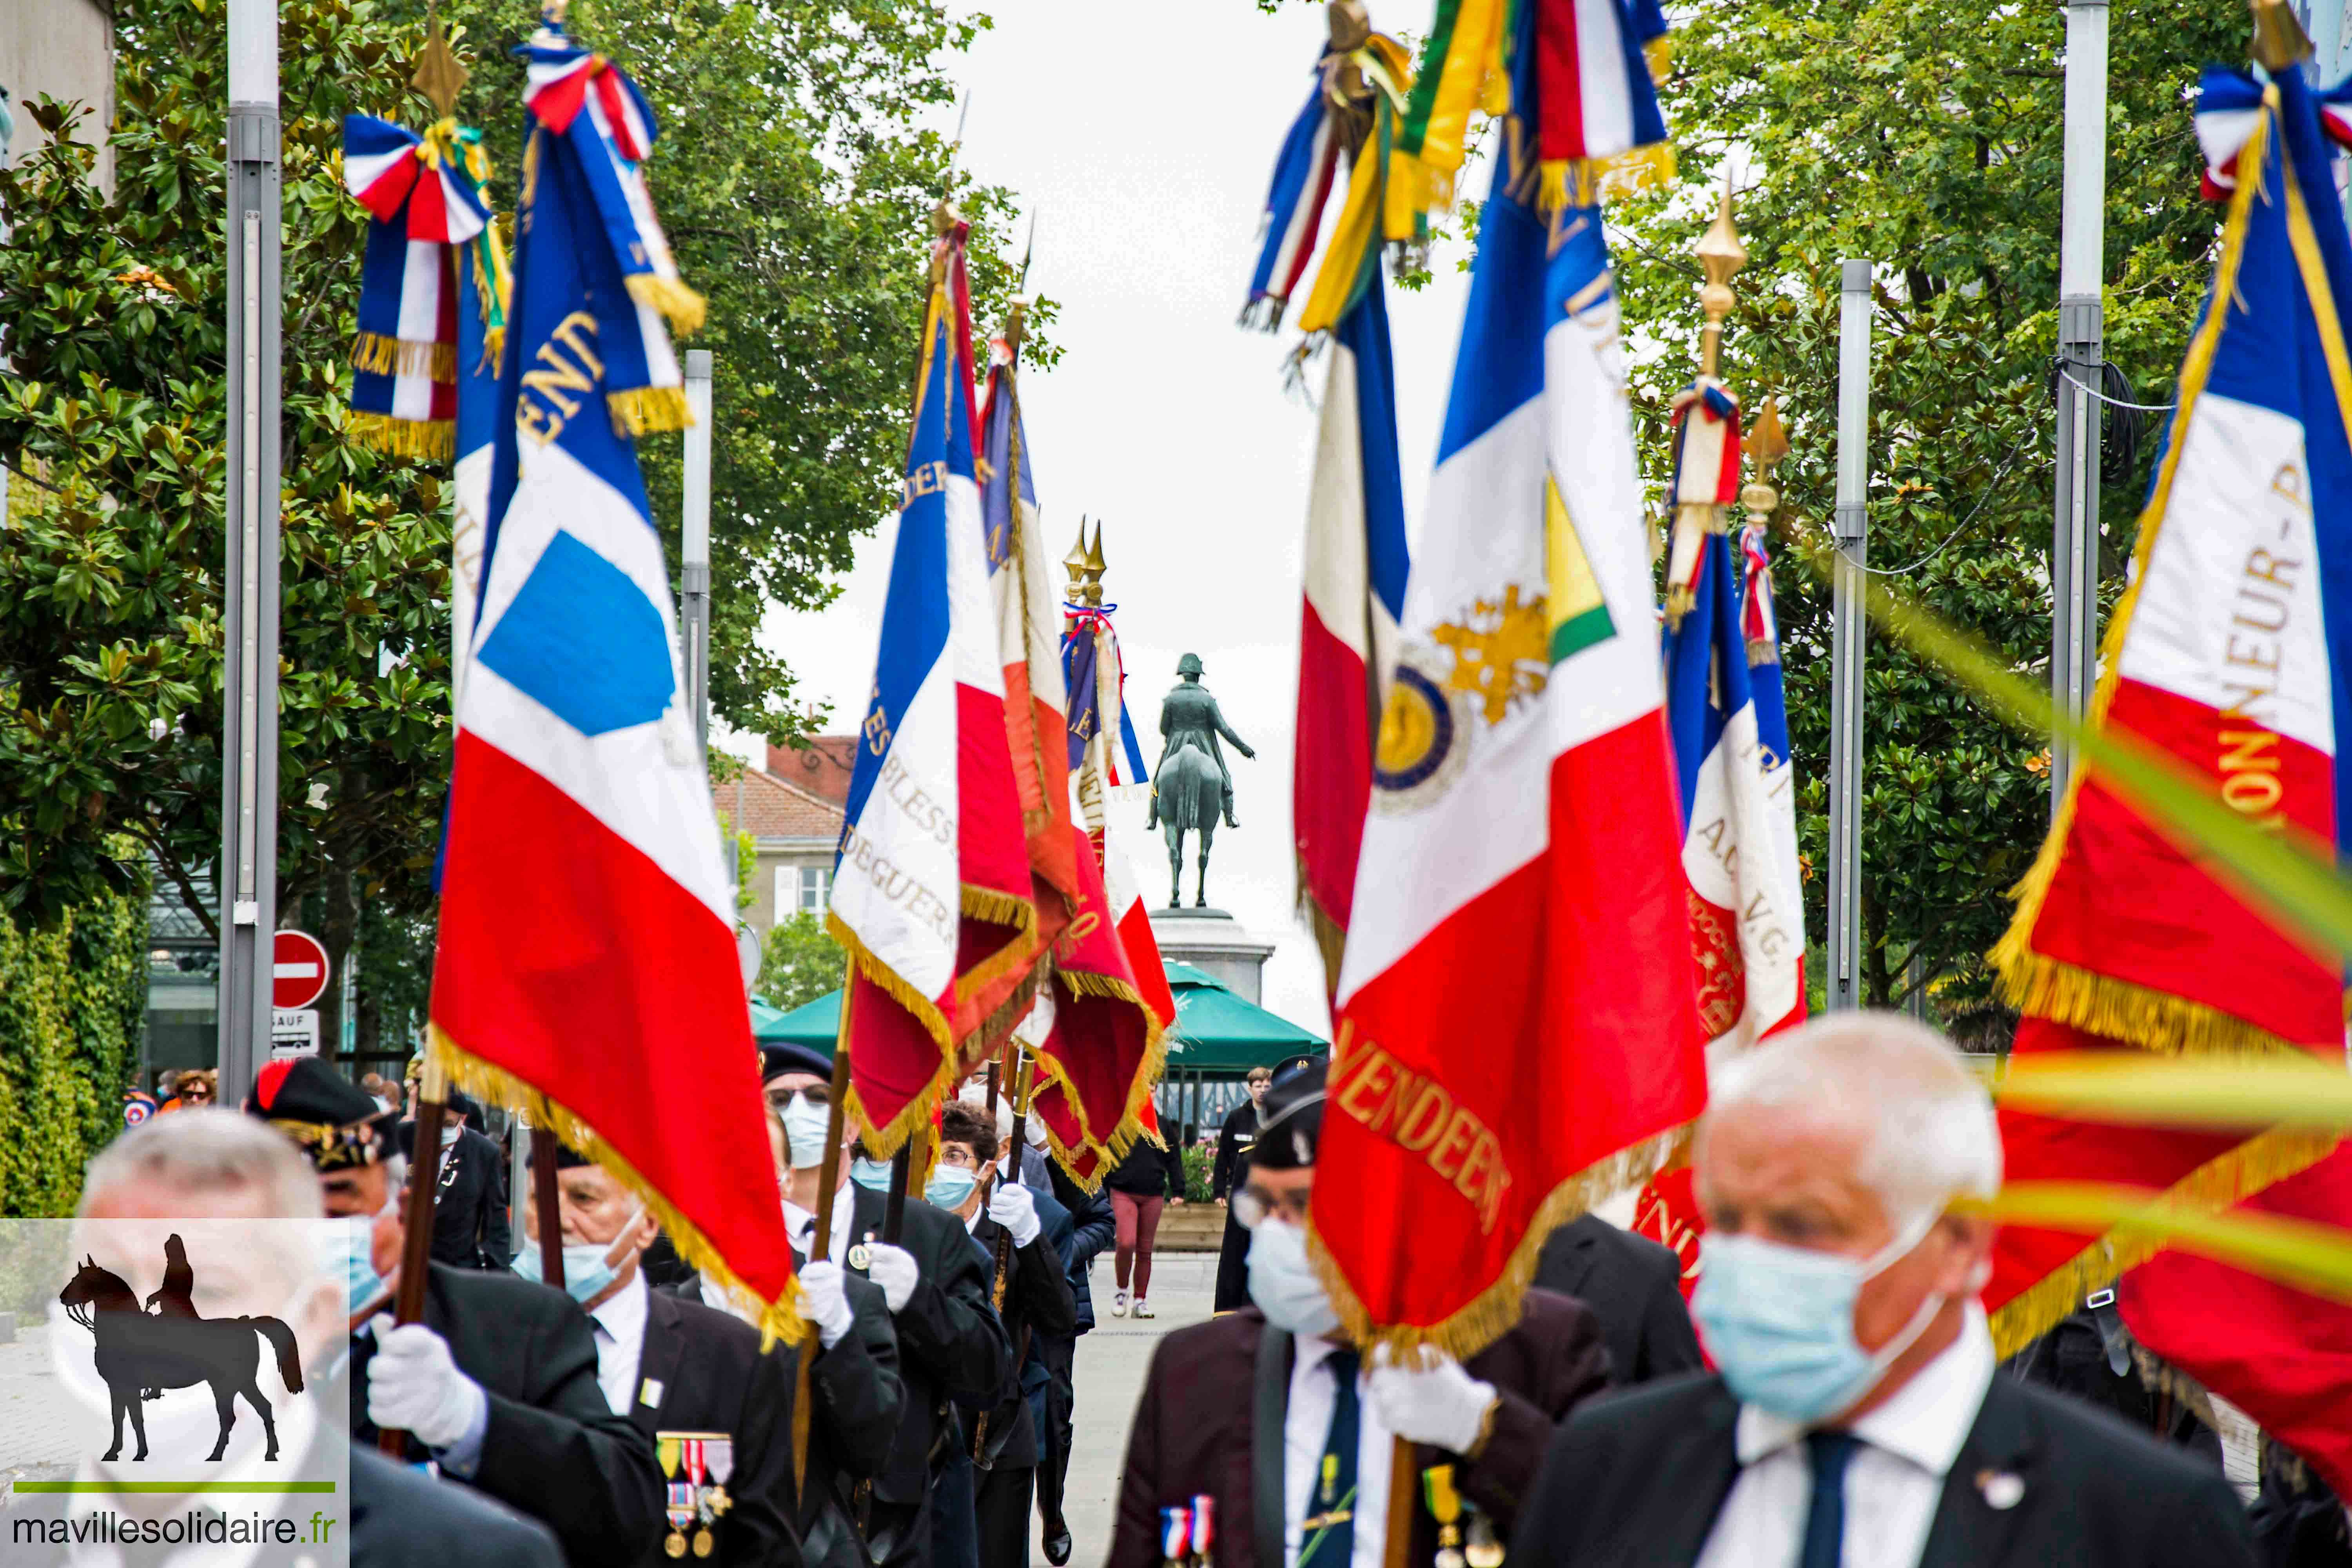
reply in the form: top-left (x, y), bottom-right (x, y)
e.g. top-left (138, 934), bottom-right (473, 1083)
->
top-left (765, 736), bottom-right (856, 804)
top-left (714, 762), bottom-right (844, 842)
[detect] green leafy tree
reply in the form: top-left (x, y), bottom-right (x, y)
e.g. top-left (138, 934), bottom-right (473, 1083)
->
top-left (1606, 0), bottom-right (2237, 1015)
top-left (0, 0), bottom-right (1031, 1042)
top-left (756, 911), bottom-right (844, 1013)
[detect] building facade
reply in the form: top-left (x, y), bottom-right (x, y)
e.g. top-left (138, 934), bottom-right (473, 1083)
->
top-left (0, 0), bottom-right (117, 192)
top-left (713, 738), bottom-right (854, 944)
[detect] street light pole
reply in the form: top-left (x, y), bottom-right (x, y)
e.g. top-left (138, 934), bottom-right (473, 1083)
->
top-left (218, 0), bottom-right (282, 1107)
top-left (1828, 258), bottom-right (1872, 1012)
top-left (2051, 0), bottom-right (2109, 806)
top-left (682, 350), bottom-right (713, 756)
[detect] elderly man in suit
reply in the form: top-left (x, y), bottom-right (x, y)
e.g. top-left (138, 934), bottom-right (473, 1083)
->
top-left (247, 1057), bottom-right (664, 1568)
top-left (1510, 1012), bottom-right (2258, 1568)
top-left (1110, 1062), bottom-right (1612, 1568)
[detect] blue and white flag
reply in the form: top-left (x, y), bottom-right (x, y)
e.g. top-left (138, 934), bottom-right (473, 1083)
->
top-left (1661, 516), bottom-right (1806, 1049)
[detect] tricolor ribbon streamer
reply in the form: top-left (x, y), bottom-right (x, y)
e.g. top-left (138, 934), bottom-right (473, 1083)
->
top-left (1241, 22), bottom-right (1419, 338)
top-left (1662, 380), bottom-right (1741, 626)
top-left (342, 114), bottom-right (509, 459)
top-left (1392, 0), bottom-right (1672, 223)
top-left (2198, 69), bottom-right (2352, 198)
top-left (520, 31), bottom-right (702, 435)
top-left (1739, 522), bottom-right (1780, 666)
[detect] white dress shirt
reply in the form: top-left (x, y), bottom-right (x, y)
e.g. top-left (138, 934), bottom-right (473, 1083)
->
top-left (784, 1184), bottom-right (858, 1263)
top-left (1696, 1304), bottom-right (1996, 1568)
top-left (588, 1269), bottom-right (650, 1417)
top-left (1283, 1337), bottom-right (1396, 1568)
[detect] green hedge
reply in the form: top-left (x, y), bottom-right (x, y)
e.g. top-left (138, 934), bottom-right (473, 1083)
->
top-left (0, 893), bottom-right (148, 1218)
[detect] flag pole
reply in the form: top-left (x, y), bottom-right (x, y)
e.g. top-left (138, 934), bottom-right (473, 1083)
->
top-left (379, 1053), bottom-right (452, 1452)
top-left (970, 1051), bottom-right (1034, 1462)
top-left (793, 958), bottom-right (857, 1492)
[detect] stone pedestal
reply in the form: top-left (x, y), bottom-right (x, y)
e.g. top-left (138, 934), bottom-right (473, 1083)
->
top-left (1148, 907), bottom-right (1276, 1004)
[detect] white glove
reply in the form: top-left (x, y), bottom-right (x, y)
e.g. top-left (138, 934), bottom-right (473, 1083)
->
top-left (987, 1179), bottom-right (1042, 1248)
top-left (866, 1243), bottom-right (920, 1314)
top-left (1367, 1343), bottom-right (1500, 1456)
top-left (368, 1322), bottom-right (489, 1452)
top-left (798, 1260), bottom-right (855, 1350)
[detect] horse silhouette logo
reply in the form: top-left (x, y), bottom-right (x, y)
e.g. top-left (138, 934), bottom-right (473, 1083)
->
top-left (58, 1235), bottom-right (305, 1463)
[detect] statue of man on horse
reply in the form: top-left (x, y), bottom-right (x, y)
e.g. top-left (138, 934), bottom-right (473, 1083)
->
top-left (1146, 652), bottom-right (1255, 908)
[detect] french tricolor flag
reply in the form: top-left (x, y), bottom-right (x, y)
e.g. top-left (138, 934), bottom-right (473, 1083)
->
top-left (831, 232), bottom-right (1036, 1155)
top-left (1662, 507), bottom-right (1807, 1050)
top-left (428, 38), bottom-right (797, 1338)
top-left (1295, 276), bottom-right (1410, 987)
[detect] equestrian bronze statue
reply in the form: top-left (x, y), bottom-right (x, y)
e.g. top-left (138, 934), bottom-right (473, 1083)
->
top-left (1147, 652), bottom-right (1254, 908)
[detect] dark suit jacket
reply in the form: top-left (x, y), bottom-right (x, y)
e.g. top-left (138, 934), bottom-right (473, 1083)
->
top-left (1509, 1369), bottom-right (2260, 1568)
top-left (840, 1185), bottom-right (1011, 1505)
top-left (352, 1443), bottom-right (564, 1568)
top-left (1212, 1102), bottom-right (1261, 1200)
top-left (965, 1208), bottom-right (1079, 1469)
top-left (1531, 1214), bottom-right (1703, 1387)
top-left (352, 1263), bottom-right (662, 1568)
top-left (1045, 1160), bottom-right (1115, 1333)
top-left (1109, 1290), bottom-right (1610, 1568)
top-left (396, 1121), bottom-right (512, 1269)
top-left (625, 1287), bottom-right (794, 1568)
top-left (667, 1267), bottom-right (904, 1568)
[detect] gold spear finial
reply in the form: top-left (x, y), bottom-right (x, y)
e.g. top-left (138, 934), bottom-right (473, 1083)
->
top-left (1695, 178), bottom-right (1746, 381)
top-left (2252, 0), bottom-right (2313, 71)
top-left (412, 12), bottom-right (470, 122)
top-left (1742, 397), bottom-right (1790, 528)
top-left (1063, 519), bottom-right (1105, 607)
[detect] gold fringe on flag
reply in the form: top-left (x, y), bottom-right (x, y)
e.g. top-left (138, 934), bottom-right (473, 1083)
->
top-left (348, 411), bottom-right (455, 460)
top-left (1535, 143), bottom-right (1679, 216)
top-left (1055, 964), bottom-right (1173, 1167)
top-left (353, 332), bottom-right (460, 383)
top-left (426, 1025), bottom-right (810, 1350)
top-left (1296, 851), bottom-right (1348, 1003)
top-left (625, 272), bottom-right (708, 336)
top-left (607, 385), bottom-right (695, 437)
top-left (1986, 1124), bottom-right (2345, 1357)
top-left (1310, 1120), bottom-right (1694, 1363)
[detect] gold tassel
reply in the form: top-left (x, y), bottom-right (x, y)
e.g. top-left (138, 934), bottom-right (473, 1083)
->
top-left (1746, 638), bottom-right (1781, 668)
top-left (625, 271), bottom-right (708, 336)
top-left (606, 385), bottom-right (695, 437)
top-left (347, 412), bottom-right (455, 461)
top-left (1662, 583), bottom-right (1697, 627)
top-left (428, 1027), bottom-right (811, 1350)
top-left (1309, 1121), bottom-right (1693, 1364)
top-left (352, 332), bottom-right (459, 383)
top-left (1987, 1124), bottom-right (2344, 1358)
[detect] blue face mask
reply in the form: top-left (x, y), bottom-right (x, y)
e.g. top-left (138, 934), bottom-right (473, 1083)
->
top-left (346, 1243), bottom-right (388, 1316)
top-left (512, 1208), bottom-right (643, 1305)
top-left (1247, 1218), bottom-right (1340, 1338)
top-left (1691, 1212), bottom-right (1946, 1424)
top-left (850, 1158), bottom-right (894, 1193)
top-left (923, 1164), bottom-right (978, 1212)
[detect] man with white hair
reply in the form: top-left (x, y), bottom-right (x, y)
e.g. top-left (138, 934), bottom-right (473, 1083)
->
top-left (1509, 1013), bottom-right (2256, 1567)
top-left (62, 1109), bottom-right (564, 1568)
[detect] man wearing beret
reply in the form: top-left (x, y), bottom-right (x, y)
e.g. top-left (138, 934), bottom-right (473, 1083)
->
top-left (246, 1057), bottom-right (662, 1568)
top-left (1109, 1062), bottom-right (1614, 1568)
top-left (395, 1086), bottom-right (512, 1270)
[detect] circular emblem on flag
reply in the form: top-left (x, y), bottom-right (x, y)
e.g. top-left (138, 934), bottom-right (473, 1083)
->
top-left (1374, 653), bottom-right (1470, 812)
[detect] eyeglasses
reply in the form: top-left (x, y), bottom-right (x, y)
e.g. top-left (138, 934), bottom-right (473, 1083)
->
top-left (1230, 1185), bottom-right (1310, 1230)
top-left (766, 1084), bottom-right (831, 1110)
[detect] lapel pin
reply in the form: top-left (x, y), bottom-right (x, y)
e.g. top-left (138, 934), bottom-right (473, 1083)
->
top-left (1975, 1468), bottom-right (2024, 1510)
top-left (848, 1242), bottom-right (873, 1271)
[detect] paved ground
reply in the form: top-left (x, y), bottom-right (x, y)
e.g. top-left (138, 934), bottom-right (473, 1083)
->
top-left (1034, 1254), bottom-right (1218, 1568)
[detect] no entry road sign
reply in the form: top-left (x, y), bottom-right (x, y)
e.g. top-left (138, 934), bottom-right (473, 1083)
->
top-left (272, 929), bottom-right (331, 1011)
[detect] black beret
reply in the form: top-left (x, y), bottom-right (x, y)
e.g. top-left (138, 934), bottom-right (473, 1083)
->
top-left (246, 1057), bottom-right (392, 1171)
top-left (1250, 1060), bottom-right (1328, 1171)
top-left (444, 1090), bottom-right (485, 1124)
top-left (760, 1043), bottom-right (832, 1084)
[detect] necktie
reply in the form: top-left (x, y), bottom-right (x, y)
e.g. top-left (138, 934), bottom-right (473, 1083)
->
top-left (1800, 1430), bottom-right (1862, 1568)
top-left (1302, 1349), bottom-right (1360, 1568)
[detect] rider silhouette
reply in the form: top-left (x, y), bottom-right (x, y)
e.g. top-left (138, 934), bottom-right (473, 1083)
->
top-left (146, 1234), bottom-right (199, 1320)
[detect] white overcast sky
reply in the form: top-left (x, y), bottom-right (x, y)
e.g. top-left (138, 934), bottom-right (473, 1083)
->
top-left (730, 0), bottom-right (1492, 1034)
